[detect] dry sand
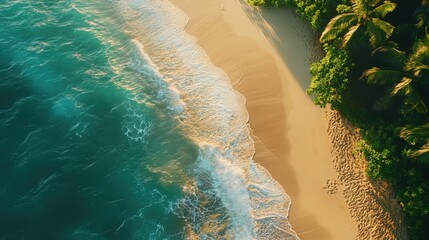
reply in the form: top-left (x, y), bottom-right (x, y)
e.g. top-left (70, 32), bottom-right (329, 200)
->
top-left (168, 0), bottom-right (406, 239)
top-left (326, 110), bottom-right (408, 240)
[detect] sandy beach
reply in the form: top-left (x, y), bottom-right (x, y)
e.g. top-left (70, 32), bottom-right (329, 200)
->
top-left (168, 0), bottom-right (406, 239)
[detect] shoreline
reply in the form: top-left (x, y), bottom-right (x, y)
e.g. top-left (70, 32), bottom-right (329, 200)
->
top-left (168, 0), bottom-right (356, 239)
top-left (168, 0), bottom-right (405, 239)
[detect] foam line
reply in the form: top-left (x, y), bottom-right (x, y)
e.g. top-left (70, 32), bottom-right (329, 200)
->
top-left (115, 0), bottom-right (300, 238)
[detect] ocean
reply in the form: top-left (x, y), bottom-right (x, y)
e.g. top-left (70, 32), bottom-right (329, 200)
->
top-left (0, 0), bottom-right (298, 239)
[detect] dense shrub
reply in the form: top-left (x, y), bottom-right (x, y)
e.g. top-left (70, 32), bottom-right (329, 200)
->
top-left (294, 0), bottom-right (349, 31)
top-left (357, 125), bottom-right (400, 179)
top-left (307, 44), bottom-right (353, 109)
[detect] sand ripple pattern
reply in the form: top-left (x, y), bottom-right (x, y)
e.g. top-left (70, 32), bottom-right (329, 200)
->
top-left (326, 110), bottom-right (408, 240)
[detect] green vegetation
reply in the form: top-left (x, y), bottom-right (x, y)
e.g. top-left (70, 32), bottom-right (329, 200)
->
top-left (247, 0), bottom-right (429, 239)
top-left (320, 0), bottom-right (396, 48)
top-left (307, 43), bottom-right (353, 109)
top-left (362, 35), bottom-right (429, 114)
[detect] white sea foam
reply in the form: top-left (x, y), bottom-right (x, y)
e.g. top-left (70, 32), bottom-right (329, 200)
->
top-left (115, 0), bottom-right (300, 239)
top-left (196, 144), bottom-right (254, 239)
top-left (130, 39), bottom-right (186, 117)
top-left (122, 102), bottom-right (153, 143)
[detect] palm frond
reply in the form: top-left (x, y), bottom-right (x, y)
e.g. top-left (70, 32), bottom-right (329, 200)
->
top-left (404, 91), bottom-right (428, 114)
top-left (391, 77), bottom-right (413, 95)
top-left (412, 99), bottom-right (428, 114)
top-left (371, 2), bottom-right (397, 18)
top-left (320, 14), bottom-right (358, 43)
top-left (412, 38), bottom-right (429, 60)
top-left (342, 24), bottom-right (362, 48)
top-left (406, 36), bottom-right (429, 77)
top-left (401, 125), bottom-right (429, 160)
top-left (415, 4), bottom-right (429, 29)
top-left (362, 67), bottom-right (405, 85)
top-left (351, 0), bottom-right (366, 14)
top-left (412, 143), bottom-right (429, 158)
top-left (401, 123), bottom-right (429, 140)
top-left (372, 46), bottom-right (406, 69)
top-left (366, 20), bottom-right (384, 47)
top-left (412, 64), bottom-right (429, 78)
top-left (372, 18), bottom-right (395, 40)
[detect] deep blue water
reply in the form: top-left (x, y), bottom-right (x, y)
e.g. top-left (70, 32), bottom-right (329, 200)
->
top-left (0, 1), bottom-right (198, 239)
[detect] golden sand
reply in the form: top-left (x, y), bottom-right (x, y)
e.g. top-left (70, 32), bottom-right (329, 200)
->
top-left (168, 0), bottom-right (406, 239)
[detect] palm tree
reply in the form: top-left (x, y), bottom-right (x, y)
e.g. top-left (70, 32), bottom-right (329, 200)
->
top-left (320, 0), bottom-right (397, 48)
top-left (362, 34), bottom-right (429, 113)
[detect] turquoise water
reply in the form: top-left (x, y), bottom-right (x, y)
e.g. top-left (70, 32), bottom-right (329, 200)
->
top-left (0, 0), bottom-right (299, 239)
